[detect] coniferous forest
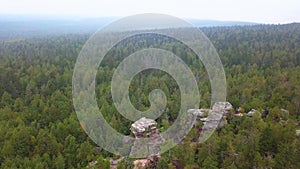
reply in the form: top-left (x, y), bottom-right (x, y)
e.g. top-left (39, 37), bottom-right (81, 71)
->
top-left (0, 23), bottom-right (300, 168)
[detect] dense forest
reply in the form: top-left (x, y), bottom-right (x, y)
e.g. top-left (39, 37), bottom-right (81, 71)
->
top-left (0, 23), bottom-right (299, 168)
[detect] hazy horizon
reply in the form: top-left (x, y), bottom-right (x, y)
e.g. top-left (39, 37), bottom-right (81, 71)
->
top-left (0, 0), bottom-right (299, 24)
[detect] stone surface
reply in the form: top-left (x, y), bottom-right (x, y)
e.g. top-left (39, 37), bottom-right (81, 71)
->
top-left (129, 117), bottom-right (165, 158)
top-left (201, 111), bottom-right (224, 130)
top-left (131, 117), bottom-right (157, 137)
top-left (189, 102), bottom-right (232, 131)
top-left (247, 109), bottom-right (257, 117)
top-left (212, 102), bottom-right (233, 112)
top-left (189, 102), bottom-right (233, 143)
top-left (188, 109), bottom-right (209, 117)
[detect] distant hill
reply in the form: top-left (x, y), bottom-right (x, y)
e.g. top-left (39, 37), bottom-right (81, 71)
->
top-left (0, 15), bottom-right (258, 39)
top-left (186, 19), bottom-right (258, 27)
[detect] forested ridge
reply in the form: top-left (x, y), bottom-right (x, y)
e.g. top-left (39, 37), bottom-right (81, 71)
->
top-left (0, 23), bottom-right (299, 168)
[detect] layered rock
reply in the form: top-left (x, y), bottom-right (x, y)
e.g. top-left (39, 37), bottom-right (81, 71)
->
top-left (130, 117), bottom-right (164, 167)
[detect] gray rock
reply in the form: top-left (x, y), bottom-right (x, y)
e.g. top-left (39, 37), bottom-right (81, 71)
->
top-left (188, 109), bottom-right (209, 117)
top-left (212, 102), bottom-right (233, 112)
top-left (131, 117), bottom-right (157, 136)
top-left (206, 110), bottom-right (224, 121)
top-left (247, 109), bottom-right (257, 117)
top-left (129, 117), bottom-right (165, 158)
top-left (201, 110), bottom-right (224, 131)
top-left (188, 102), bottom-right (233, 143)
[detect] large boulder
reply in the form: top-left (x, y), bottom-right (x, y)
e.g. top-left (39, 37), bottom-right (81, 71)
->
top-left (131, 117), bottom-right (157, 137)
top-left (212, 102), bottom-right (233, 113)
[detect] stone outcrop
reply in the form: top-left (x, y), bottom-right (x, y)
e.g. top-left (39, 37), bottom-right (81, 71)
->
top-left (188, 102), bottom-right (233, 142)
top-left (188, 109), bottom-right (209, 121)
top-left (130, 117), bottom-right (164, 167)
top-left (201, 111), bottom-right (225, 130)
top-left (212, 102), bottom-right (233, 113)
top-left (247, 109), bottom-right (258, 117)
top-left (189, 102), bottom-right (232, 119)
top-left (131, 117), bottom-right (158, 138)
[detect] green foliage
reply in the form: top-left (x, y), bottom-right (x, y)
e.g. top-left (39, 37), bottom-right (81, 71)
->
top-left (0, 23), bottom-right (300, 168)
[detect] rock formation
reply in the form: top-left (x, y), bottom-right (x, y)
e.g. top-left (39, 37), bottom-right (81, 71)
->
top-left (189, 102), bottom-right (233, 142)
top-left (130, 117), bottom-right (164, 168)
top-left (247, 109), bottom-right (258, 117)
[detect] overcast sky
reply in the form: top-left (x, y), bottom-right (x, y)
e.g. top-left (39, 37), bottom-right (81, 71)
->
top-left (0, 0), bottom-right (299, 23)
